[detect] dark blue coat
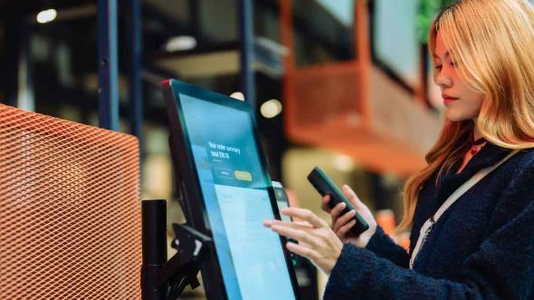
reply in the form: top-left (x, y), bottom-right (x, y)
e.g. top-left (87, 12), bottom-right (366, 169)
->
top-left (324, 144), bottom-right (534, 299)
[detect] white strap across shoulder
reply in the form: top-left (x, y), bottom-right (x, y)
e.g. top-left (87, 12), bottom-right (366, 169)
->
top-left (409, 150), bottom-right (520, 269)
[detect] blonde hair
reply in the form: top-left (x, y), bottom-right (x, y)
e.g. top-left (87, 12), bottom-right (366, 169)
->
top-left (400, 0), bottom-right (534, 230)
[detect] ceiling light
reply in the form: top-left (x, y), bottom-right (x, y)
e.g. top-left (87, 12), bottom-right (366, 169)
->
top-left (164, 36), bottom-right (197, 52)
top-left (333, 154), bottom-right (354, 172)
top-left (230, 92), bottom-right (245, 101)
top-left (260, 99), bottom-right (282, 118)
top-left (37, 9), bottom-right (57, 24)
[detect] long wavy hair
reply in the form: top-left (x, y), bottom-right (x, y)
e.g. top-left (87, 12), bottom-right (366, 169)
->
top-left (399, 0), bottom-right (534, 230)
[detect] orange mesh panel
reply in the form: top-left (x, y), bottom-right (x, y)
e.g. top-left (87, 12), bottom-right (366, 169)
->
top-left (0, 104), bottom-right (141, 299)
top-left (289, 63), bottom-right (362, 127)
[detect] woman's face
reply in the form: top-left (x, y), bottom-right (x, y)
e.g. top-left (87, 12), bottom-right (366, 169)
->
top-left (434, 32), bottom-right (484, 122)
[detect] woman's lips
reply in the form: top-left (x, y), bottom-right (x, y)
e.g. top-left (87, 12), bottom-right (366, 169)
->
top-left (443, 97), bottom-right (459, 105)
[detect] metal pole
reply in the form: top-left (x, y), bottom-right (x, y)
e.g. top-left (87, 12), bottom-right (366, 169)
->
top-left (141, 200), bottom-right (168, 300)
top-left (4, 7), bottom-right (23, 108)
top-left (97, 0), bottom-right (119, 131)
top-left (238, 0), bottom-right (256, 110)
top-left (128, 0), bottom-right (143, 141)
top-left (17, 23), bottom-right (35, 112)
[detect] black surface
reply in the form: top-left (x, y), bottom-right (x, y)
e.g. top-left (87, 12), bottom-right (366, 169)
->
top-left (307, 167), bottom-right (369, 236)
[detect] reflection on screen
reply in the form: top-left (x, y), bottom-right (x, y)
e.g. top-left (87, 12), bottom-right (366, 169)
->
top-left (180, 93), bottom-right (295, 300)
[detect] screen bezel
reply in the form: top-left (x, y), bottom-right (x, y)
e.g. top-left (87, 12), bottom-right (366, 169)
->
top-left (162, 79), bottom-right (300, 300)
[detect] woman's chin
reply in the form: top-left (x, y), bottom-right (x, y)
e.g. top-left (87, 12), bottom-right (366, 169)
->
top-left (446, 115), bottom-right (463, 122)
top-left (445, 111), bottom-right (462, 122)
top-left (445, 109), bottom-right (476, 122)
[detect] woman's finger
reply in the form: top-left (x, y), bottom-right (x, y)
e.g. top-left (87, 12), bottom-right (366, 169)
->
top-left (332, 210), bottom-right (356, 232)
top-left (286, 242), bottom-right (317, 260)
top-left (271, 223), bottom-right (318, 247)
top-left (321, 195), bottom-right (331, 212)
top-left (342, 185), bottom-right (364, 210)
top-left (280, 207), bottom-right (328, 228)
top-left (336, 219), bottom-right (356, 238)
top-left (272, 219), bottom-right (313, 230)
top-left (293, 220), bottom-right (314, 228)
top-left (330, 202), bottom-right (347, 220)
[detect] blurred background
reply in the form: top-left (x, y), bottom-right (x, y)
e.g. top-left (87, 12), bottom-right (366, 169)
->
top-left (1, 0), bottom-right (513, 298)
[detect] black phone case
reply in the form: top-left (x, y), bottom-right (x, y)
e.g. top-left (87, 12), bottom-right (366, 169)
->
top-left (307, 167), bottom-right (369, 236)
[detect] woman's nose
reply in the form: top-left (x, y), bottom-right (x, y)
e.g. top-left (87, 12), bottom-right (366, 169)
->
top-left (435, 71), bottom-right (452, 89)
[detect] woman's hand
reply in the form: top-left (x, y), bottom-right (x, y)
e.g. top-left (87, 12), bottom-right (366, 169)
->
top-left (264, 207), bottom-right (343, 275)
top-left (321, 185), bottom-right (377, 248)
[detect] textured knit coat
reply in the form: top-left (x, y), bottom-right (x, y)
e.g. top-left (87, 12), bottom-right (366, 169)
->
top-left (324, 144), bottom-right (534, 300)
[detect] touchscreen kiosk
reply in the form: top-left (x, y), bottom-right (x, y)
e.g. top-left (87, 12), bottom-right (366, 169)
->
top-left (162, 79), bottom-right (299, 300)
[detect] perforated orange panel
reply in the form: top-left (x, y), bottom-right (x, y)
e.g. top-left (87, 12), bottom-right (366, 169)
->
top-left (289, 63), bottom-right (362, 127)
top-left (0, 104), bottom-right (141, 299)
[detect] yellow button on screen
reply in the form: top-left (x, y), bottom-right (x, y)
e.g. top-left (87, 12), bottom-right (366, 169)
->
top-left (234, 170), bottom-right (252, 182)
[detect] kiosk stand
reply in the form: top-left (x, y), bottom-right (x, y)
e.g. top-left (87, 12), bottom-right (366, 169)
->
top-left (141, 199), bottom-right (212, 300)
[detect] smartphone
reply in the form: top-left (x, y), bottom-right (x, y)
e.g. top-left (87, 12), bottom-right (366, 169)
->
top-left (272, 181), bottom-right (299, 266)
top-left (307, 167), bottom-right (369, 236)
top-left (272, 181), bottom-right (292, 222)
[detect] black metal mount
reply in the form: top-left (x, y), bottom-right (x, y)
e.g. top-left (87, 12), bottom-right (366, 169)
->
top-left (141, 199), bottom-right (212, 300)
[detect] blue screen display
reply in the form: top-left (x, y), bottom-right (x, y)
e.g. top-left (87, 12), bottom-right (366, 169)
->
top-left (179, 93), bottom-right (296, 300)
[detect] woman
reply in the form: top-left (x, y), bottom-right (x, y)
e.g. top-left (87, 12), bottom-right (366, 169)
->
top-left (264, 0), bottom-right (534, 298)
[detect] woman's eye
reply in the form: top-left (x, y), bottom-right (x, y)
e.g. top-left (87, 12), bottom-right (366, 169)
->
top-left (435, 65), bottom-right (442, 71)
